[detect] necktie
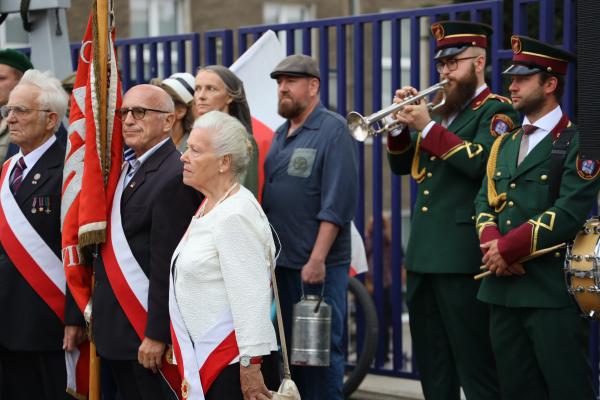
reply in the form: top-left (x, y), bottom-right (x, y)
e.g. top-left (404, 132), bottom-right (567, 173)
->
top-left (124, 159), bottom-right (139, 186)
top-left (10, 157), bottom-right (26, 194)
top-left (517, 124), bottom-right (537, 166)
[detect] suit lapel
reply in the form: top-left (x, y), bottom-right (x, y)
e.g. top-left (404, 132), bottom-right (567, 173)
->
top-left (14, 141), bottom-right (64, 206)
top-left (121, 140), bottom-right (175, 205)
top-left (513, 133), bottom-right (552, 179)
top-left (511, 114), bottom-right (570, 180)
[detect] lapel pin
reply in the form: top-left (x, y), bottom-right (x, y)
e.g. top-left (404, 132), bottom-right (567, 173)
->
top-left (32, 173), bottom-right (41, 185)
top-left (130, 181), bottom-right (136, 188)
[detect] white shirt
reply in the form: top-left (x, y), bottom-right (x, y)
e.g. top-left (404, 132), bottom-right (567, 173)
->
top-left (124, 137), bottom-right (170, 186)
top-left (520, 105), bottom-right (563, 156)
top-left (13, 135), bottom-right (56, 180)
top-left (420, 84), bottom-right (488, 138)
top-left (174, 186), bottom-right (278, 358)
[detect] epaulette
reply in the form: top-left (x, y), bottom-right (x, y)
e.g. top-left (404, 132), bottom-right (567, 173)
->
top-left (472, 93), bottom-right (512, 111)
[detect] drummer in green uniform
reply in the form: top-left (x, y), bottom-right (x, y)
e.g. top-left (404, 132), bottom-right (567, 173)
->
top-left (387, 21), bottom-right (517, 399)
top-left (476, 35), bottom-right (599, 399)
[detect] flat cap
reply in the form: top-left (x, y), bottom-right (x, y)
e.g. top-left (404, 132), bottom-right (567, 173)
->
top-left (0, 49), bottom-right (33, 73)
top-left (270, 54), bottom-right (320, 80)
top-left (503, 35), bottom-right (575, 76)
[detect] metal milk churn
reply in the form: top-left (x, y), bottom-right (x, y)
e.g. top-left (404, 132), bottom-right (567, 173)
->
top-left (290, 284), bottom-right (331, 367)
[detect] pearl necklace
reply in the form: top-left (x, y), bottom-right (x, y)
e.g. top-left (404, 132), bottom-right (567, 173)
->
top-left (196, 182), bottom-right (239, 218)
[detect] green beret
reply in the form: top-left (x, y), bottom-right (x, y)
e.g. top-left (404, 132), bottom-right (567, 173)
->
top-left (0, 49), bottom-right (33, 73)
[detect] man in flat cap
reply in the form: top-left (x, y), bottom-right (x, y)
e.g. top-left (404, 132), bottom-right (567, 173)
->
top-left (386, 21), bottom-right (519, 399)
top-left (476, 35), bottom-right (598, 399)
top-left (0, 49), bottom-right (33, 163)
top-left (262, 54), bottom-right (358, 400)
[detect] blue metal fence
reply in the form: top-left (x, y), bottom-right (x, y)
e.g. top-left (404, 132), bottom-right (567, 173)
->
top-left (31, 0), bottom-right (589, 391)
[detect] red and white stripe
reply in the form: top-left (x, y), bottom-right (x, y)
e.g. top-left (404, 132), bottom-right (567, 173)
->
top-left (169, 232), bottom-right (239, 400)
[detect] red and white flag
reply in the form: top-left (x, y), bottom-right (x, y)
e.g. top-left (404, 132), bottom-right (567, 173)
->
top-left (61, 11), bottom-right (123, 398)
top-left (229, 30), bottom-right (285, 201)
top-left (350, 221), bottom-right (369, 276)
top-left (61, 12), bottom-right (123, 320)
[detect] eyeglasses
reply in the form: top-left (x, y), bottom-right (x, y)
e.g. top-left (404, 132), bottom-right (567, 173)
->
top-left (0, 105), bottom-right (52, 119)
top-left (435, 56), bottom-right (479, 73)
top-left (117, 107), bottom-right (170, 120)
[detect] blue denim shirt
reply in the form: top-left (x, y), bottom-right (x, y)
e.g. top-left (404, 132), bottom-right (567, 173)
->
top-left (262, 103), bottom-right (358, 269)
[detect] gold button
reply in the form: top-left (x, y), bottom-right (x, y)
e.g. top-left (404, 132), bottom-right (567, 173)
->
top-left (430, 156), bottom-right (436, 161)
top-left (555, 252), bottom-right (562, 258)
top-left (423, 190), bottom-right (430, 196)
top-left (496, 171), bottom-right (502, 177)
top-left (541, 174), bottom-right (548, 181)
top-left (421, 206), bottom-right (428, 212)
top-left (508, 201), bottom-right (514, 207)
top-left (427, 172), bottom-right (433, 178)
top-left (510, 183), bottom-right (516, 189)
top-left (506, 219), bottom-right (512, 226)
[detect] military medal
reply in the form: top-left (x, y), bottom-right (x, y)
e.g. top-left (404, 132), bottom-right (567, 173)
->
top-left (31, 197), bottom-right (37, 214)
top-left (45, 197), bottom-right (51, 214)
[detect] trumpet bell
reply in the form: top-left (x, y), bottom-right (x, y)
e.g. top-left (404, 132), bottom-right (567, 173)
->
top-left (347, 111), bottom-right (370, 142)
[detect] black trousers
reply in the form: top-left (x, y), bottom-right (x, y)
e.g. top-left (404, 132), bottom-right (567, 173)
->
top-left (0, 346), bottom-right (72, 400)
top-left (206, 352), bottom-right (280, 400)
top-left (103, 358), bottom-right (178, 400)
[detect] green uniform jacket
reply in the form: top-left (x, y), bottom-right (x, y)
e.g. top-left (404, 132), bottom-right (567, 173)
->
top-left (475, 114), bottom-right (600, 307)
top-left (387, 87), bottom-right (518, 274)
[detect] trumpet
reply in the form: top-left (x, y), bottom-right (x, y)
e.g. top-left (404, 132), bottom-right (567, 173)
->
top-left (347, 79), bottom-right (449, 142)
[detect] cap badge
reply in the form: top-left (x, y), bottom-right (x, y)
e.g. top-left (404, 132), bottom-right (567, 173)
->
top-left (511, 36), bottom-right (522, 54)
top-left (431, 23), bottom-right (445, 40)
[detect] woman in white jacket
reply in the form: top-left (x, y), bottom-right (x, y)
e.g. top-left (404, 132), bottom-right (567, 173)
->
top-left (169, 110), bottom-right (279, 400)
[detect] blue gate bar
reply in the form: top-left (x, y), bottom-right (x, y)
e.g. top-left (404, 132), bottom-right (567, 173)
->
top-left (163, 41), bottom-right (172, 77)
top-left (371, 19), bottom-right (385, 369)
top-left (302, 28), bottom-right (312, 55)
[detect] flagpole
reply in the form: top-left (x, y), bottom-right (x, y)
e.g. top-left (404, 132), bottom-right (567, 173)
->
top-left (89, 0), bottom-right (110, 398)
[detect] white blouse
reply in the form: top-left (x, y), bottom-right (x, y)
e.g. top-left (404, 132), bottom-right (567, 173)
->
top-left (174, 185), bottom-right (278, 358)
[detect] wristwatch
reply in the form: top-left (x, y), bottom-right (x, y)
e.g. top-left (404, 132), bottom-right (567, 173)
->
top-left (240, 355), bottom-right (263, 368)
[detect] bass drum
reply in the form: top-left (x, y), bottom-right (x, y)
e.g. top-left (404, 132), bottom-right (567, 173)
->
top-left (566, 218), bottom-right (600, 318)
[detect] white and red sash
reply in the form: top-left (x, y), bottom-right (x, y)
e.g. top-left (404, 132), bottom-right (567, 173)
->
top-left (100, 166), bottom-right (181, 396)
top-left (0, 156), bottom-right (88, 397)
top-left (168, 215), bottom-right (239, 400)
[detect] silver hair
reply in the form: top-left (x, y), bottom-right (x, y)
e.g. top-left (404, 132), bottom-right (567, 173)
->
top-left (17, 69), bottom-right (68, 133)
top-left (192, 110), bottom-right (252, 179)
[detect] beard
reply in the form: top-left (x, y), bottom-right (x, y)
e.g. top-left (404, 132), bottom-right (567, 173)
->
top-left (513, 88), bottom-right (546, 116)
top-left (278, 94), bottom-right (307, 120)
top-left (432, 64), bottom-right (478, 120)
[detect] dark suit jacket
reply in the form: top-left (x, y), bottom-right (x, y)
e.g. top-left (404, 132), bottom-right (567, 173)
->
top-left (0, 140), bottom-right (82, 351)
top-left (93, 139), bottom-right (200, 360)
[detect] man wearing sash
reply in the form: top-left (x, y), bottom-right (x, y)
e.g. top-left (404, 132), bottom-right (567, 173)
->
top-left (476, 36), bottom-right (599, 400)
top-left (92, 84), bottom-right (198, 399)
top-left (0, 69), bottom-right (85, 399)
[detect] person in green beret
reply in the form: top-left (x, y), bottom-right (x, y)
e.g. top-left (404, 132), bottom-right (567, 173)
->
top-left (476, 35), bottom-right (599, 400)
top-left (0, 49), bottom-right (33, 162)
top-left (387, 21), bottom-right (519, 399)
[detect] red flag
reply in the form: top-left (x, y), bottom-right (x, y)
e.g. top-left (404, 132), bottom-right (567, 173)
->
top-left (61, 11), bottom-right (123, 398)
